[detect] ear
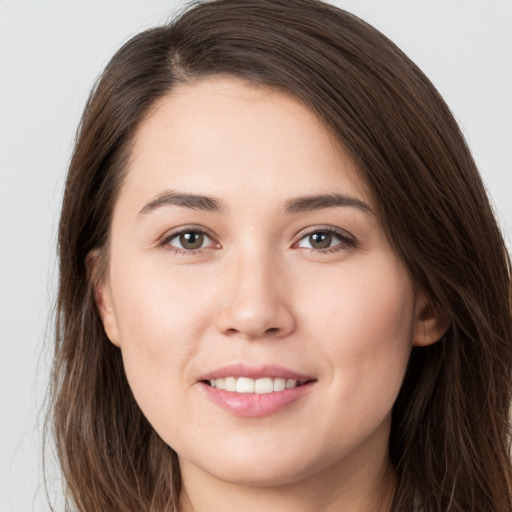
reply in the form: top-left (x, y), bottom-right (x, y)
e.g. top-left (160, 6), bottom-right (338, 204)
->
top-left (412, 294), bottom-right (450, 347)
top-left (86, 250), bottom-right (121, 347)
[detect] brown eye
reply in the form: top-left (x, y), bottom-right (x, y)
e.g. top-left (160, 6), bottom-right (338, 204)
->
top-left (295, 227), bottom-right (355, 252)
top-left (179, 231), bottom-right (204, 250)
top-left (308, 232), bottom-right (332, 249)
top-left (165, 229), bottom-right (214, 252)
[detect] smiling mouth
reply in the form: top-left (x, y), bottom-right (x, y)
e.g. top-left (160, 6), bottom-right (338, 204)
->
top-left (199, 369), bottom-right (316, 416)
top-left (202, 376), bottom-right (312, 394)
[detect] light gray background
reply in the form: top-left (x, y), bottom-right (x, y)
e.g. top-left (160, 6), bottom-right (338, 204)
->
top-left (1, 1), bottom-right (511, 510)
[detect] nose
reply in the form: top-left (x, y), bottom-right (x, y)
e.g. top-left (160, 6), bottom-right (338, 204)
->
top-left (214, 251), bottom-right (296, 340)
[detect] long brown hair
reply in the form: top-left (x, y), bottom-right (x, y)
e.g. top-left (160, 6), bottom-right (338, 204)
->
top-left (49, 1), bottom-right (512, 510)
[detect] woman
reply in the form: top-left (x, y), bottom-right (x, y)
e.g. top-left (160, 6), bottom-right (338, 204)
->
top-left (49, 0), bottom-right (512, 510)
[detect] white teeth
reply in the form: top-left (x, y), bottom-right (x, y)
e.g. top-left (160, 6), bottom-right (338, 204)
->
top-left (273, 378), bottom-right (286, 392)
top-left (255, 377), bottom-right (273, 394)
top-left (207, 376), bottom-right (303, 394)
top-left (286, 379), bottom-right (297, 389)
top-left (236, 377), bottom-right (255, 394)
top-left (225, 377), bottom-right (237, 392)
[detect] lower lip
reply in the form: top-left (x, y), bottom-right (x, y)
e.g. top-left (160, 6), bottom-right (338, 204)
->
top-left (199, 381), bottom-right (314, 418)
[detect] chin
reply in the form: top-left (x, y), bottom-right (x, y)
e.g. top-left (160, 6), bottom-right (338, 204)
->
top-left (179, 438), bottom-right (336, 489)
top-left (194, 460), bottom-right (313, 487)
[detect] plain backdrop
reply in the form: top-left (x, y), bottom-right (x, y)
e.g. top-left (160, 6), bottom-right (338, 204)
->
top-left (1, 1), bottom-right (511, 510)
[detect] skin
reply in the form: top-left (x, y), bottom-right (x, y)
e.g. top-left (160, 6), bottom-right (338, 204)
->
top-left (96, 77), bottom-right (444, 512)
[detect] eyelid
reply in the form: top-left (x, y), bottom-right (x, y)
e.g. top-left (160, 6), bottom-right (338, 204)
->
top-left (159, 225), bottom-right (220, 252)
top-left (157, 224), bottom-right (356, 255)
top-left (292, 225), bottom-right (357, 251)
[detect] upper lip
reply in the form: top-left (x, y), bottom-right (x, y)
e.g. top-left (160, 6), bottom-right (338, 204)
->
top-left (197, 364), bottom-right (315, 383)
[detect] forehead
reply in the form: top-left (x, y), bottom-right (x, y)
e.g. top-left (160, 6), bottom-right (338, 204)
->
top-left (124, 76), bottom-right (371, 208)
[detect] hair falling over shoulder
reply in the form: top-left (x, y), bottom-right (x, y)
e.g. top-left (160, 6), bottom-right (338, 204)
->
top-left (47, 1), bottom-right (512, 511)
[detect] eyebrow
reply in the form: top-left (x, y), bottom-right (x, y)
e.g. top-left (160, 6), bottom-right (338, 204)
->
top-left (139, 190), bottom-right (374, 216)
top-left (284, 193), bottom-right (374, 215)
top-left (139, 189), bottom-right (226, 215)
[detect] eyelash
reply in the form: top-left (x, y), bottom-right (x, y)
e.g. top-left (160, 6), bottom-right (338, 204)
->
top-left (159, 226), bottom-right (357, 255)
top-left (159, 225), bottom-right (218, 255)
top-left (293, 226), bottom-right (357, 253)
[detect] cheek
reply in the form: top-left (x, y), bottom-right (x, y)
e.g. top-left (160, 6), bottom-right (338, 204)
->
top-left (111, 257), bottom-right (212, 347)
top-left (307, 251), bottom-right (414, 344)
top-left (107, 260), bottom-right (216, 423)
top-left (298, 256), bottom-right (415, 422)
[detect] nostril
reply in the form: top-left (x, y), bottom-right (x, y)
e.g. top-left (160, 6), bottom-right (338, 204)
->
top-left (224, 326), bottom-right (280, 337)
top-left (215, 301), bottom-right (296, 340)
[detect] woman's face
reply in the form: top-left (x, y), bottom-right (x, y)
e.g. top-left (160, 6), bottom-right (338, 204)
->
top-left (98, 77), bottom-right (435, 490)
